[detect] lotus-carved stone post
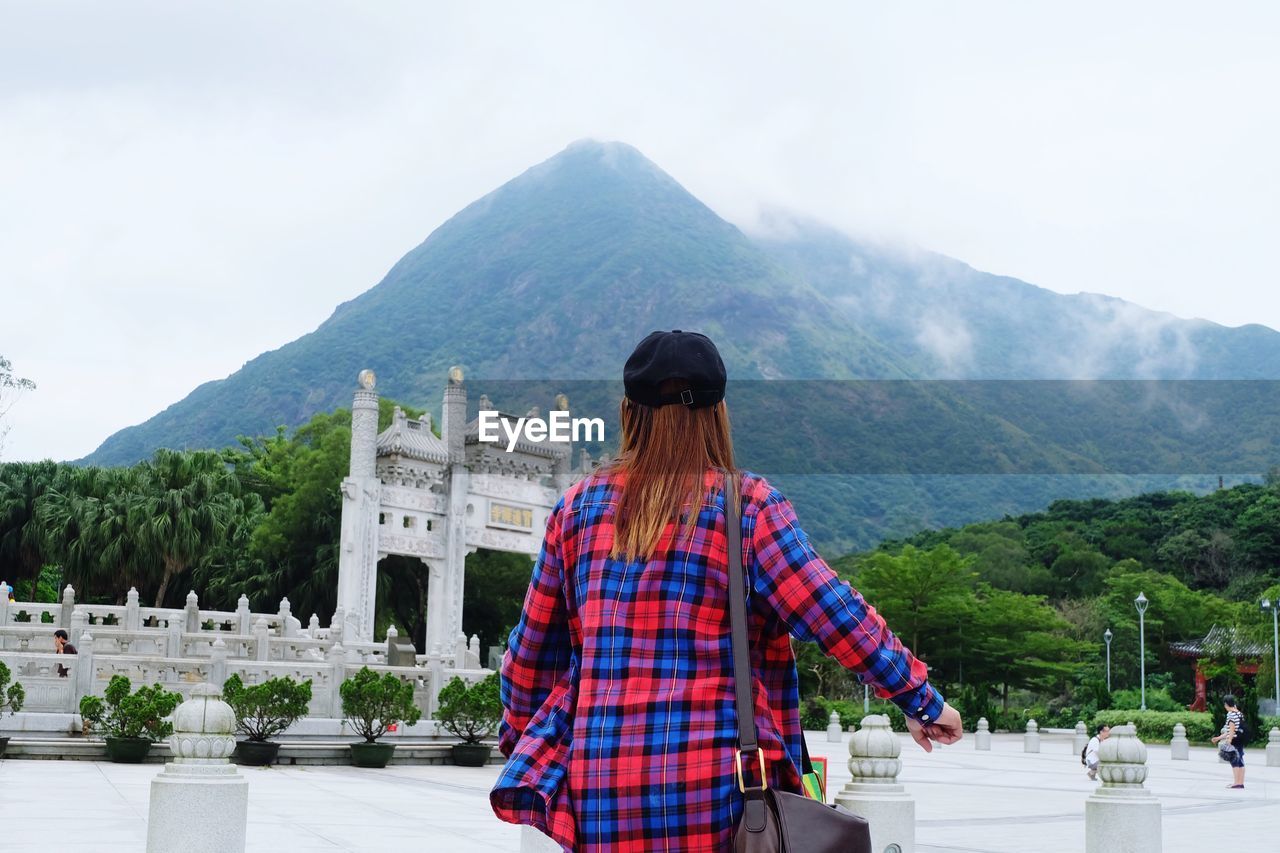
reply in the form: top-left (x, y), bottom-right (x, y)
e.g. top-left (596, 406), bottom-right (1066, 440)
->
top-left (1084, 724), bottom-right (1161, 853)
top-left (146, 682), bottom-right (248, 853)
top-left (834, 714), bottom-right (914, 853)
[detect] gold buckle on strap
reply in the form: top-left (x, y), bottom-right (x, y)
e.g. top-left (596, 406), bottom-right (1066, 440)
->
top-left (735, 748), bottom-right (768, 792)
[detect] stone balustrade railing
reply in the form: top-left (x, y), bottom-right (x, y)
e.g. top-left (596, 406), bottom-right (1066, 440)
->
top-left (0, 580), bottom-right (490, 722)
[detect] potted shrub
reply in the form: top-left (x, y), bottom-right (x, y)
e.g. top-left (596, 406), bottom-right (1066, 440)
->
top-left (436, 673), bottom-right (501, 766)
top-left (222, 673), bottom-right (313, 766)
top-left (340, 666), bottom-right (422, 768)
top-left (79, 675), bottom-right (181, 763)
top-left (0, 660), bottom-right (26, 758)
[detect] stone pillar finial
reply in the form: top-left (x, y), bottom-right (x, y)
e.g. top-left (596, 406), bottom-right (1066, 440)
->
top-left (836, 715), bottom-right (914, 852)
top-left (59, 584), bottom-right (76, 631)
top-left (1170, 723), bottom-right (1189, 760)
top-left (1024, 718), bottom-right (1041, 753)
top-left (1085, 724), bottom-right (1160, 852)
top-left (1073, 720), bottom-right (1089, 757)
top-left (975, 717), bottom-right (991, 751)
top-left (146, 682), bottom-right (247, 853)
top-left (827, 710), bottom-right (843, 742)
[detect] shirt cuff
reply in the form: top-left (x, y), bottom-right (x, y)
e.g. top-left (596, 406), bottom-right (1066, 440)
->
top-left (890, 681), bottom-right (946, 724)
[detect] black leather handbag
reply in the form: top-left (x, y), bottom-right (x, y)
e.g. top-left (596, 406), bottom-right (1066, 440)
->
top-left (724, 477), bottom-right (872, 853)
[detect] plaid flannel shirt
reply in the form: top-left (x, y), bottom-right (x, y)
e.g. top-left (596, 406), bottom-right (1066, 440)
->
top-left (490, 471), bottom-right (944, 852)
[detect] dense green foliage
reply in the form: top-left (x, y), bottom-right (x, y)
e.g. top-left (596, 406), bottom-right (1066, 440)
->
top-left (1091, 710), bottom-right (1215, 743)
top-left (222, 673), bottom-right (313, 742)
top-left (0, 660), bottom-right (25, 716)
top-left (79, 675), bottom-right (181, 741)
top-left (436, 673), bottom-right (501, 744)
top-left (339, 666), bottom-right (423, 743)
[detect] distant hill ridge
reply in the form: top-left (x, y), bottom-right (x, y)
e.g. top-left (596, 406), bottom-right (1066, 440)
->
top-left (84, 139), bottom-right (1280, 467)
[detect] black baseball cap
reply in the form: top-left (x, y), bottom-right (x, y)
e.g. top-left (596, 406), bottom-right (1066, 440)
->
top-left (623, 330), bottom-right (726, 409)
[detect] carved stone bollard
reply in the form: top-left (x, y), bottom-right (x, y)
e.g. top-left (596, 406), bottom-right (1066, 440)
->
top-left (827, 711), bottom-right (843, 742)
top-left (1024, 719), bottom-right (1040, 753)
top-left (1266, 727), bottom-right (1280, 768)
top-left (1085, 724), bottom-right (1161, 853)
top-left (1073, 720), bottom-right (1088, 756)
top-left (1170, 723), bottom-right (1189, 761)
top-left (974, 717), bottom-right (991, 751)
top-left (834, 714), bottom-right (914, 853)
top-left (146, 682), bottom-right (248, 853)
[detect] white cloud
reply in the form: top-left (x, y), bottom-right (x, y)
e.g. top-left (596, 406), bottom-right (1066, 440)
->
top-left (1, 1), bottom-right (1277, 460)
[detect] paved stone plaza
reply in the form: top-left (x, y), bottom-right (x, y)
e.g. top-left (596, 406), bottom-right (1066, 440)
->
top-left (2, 732), bottom-right (1275, 852)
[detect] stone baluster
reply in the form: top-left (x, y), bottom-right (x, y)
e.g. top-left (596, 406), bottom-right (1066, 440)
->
top-left (59, 584), bottom-right (76, 631)
top-left (69, 608), bottom-right (88, 651)
top-left (209, 638), bottom-right (228, 689)
top-left (974, 717), bottom-right (991, 750)
top-left (1084, 723), bottom-right (1161, 853)
top-left (1024, 719), bottom-right (1040, 753)
top-left (308, 613), bottom-right (320, 637)
top-left (329, 606), bottom-right (346, 647)
top-left (0, 580), bottom-right (10, 625)
top-left (1170, 723), bottom-right (1189, 760)
top-left (184, 590), bottom-right (201, 633)
top-left (252, 617), bottom-right (271, 662)
top-left (125, 587), bottom-right (142, 631)
top-left (468, 633), bottom-right (481, 669)
top-left (167, 618), bottom-right (184, 660)
top-left (427, 654), bottom-right (445, 719)
top-left (1266, 727), bottom-right (1280, 767)
top-left (278, 597), bottom-right (297, 638)
top-left (234, 594), bottom-right (251, 635)
top-left (146, 683), bottom-right (247, 853)
top-left (454, 631), bottom-right (468, 667)
top-left (386, 623), bottom-right (399, 658)
top-left (835, 714), bottom-right (914, 853)
top-left (1073, 720), bottom-right (1088, 756)
top-left (327, 642), bottom-right (346, 719)
top-left (74, 631), bottom-right (95, 710)
top-left (827, 711), bottom-right (843, 742)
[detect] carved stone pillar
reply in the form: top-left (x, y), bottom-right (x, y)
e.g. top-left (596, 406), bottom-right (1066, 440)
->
top-left (834, 714), bottom-right (914, 853)
top-left (1084, 724), bottom-right (1161, 853)
top-left (336, 371), bottom-right (383, 642)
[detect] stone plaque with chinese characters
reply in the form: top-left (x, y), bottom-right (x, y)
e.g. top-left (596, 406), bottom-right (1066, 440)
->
top-left (488, 501), bottom-right (534, 531)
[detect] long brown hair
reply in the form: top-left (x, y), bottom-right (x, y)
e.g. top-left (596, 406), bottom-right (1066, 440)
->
top-left (608, 382), bottom-right (736, 560)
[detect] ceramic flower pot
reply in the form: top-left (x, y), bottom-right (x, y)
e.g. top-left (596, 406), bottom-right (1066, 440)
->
top-left (350, 741), bottom-right (396, 768)
top-left (451, 743), bottom-right (492, 767)
top-left (104, 736), bottom-right (152, 763)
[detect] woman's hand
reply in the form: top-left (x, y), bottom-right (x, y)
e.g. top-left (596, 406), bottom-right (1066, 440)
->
top-left (905, 702), bottom-right (964, 752)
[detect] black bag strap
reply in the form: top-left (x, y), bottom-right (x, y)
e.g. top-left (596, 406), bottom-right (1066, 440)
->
top-left (725, 472), bottom-right (815, 835)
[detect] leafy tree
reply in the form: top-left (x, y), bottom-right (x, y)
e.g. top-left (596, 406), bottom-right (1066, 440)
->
top-left (849, 544), bottom-right (977, 684)
top-left (0, 460), bottom-right (61, 599)
top-left (436, 673), bottom-right (501, 744)
top-left (340, 666), bottom-right (423, 743)
top-left (222, 673), bottom-right (313, 742)
top-left (131, 449), bottom-right (255, 607)
top-left (966, 585), bottom-right (1089, 706)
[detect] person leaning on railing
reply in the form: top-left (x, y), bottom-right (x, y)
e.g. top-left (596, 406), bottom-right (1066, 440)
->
top-left (53, 628), bottom-right (77, 678)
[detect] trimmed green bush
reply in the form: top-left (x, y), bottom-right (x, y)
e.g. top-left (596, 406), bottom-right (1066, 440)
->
top-left (1092, 710), bottom-right (1214, 743)
top-left (78, 675), bottom-right (181, 741)
top-left (340, 666), bottom-right (423, 743)
top-left (436, 673), bottom-right (501, 744)
top-left (0, 660), bottom-right (25, 716)
top-left (1107, 688), bottom-right (1183, 713)
top-left (801, 696), bottom-right (907, 732)
top-left (222, 673), bottom-right (313, 742)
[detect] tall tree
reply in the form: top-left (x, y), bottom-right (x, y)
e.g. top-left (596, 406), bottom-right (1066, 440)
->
top-left (0, 460), bottom-right (61, 599)
top-left (132, 449), bottom-right (250, 607)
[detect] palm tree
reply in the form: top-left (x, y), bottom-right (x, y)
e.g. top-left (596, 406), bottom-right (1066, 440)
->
top-left (132, 449), bottom-right (248, 607)
top-left (0, 460), bottom-right (61, 599)
top-left (37, 466), bottom-right (157, 602)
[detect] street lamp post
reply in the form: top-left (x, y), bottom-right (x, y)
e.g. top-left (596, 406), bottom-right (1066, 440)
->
top-left (1135, 592), bottom-right (1149, 711)
top-left (1263, 598), bottom-right (1279, 713)
top-left (1104, 628), bottom-right (1113, 693)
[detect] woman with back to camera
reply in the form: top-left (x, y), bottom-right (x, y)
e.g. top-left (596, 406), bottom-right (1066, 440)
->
top-left (490, 330), bottom-right (963, 851)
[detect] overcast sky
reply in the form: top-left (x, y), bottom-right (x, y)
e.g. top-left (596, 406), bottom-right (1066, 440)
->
top-left (2, 2), bottom-right (1277, 462)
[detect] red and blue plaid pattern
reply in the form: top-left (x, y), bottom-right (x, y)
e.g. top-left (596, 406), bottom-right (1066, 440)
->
top-left (490, 471), bottom-right (943, 852)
